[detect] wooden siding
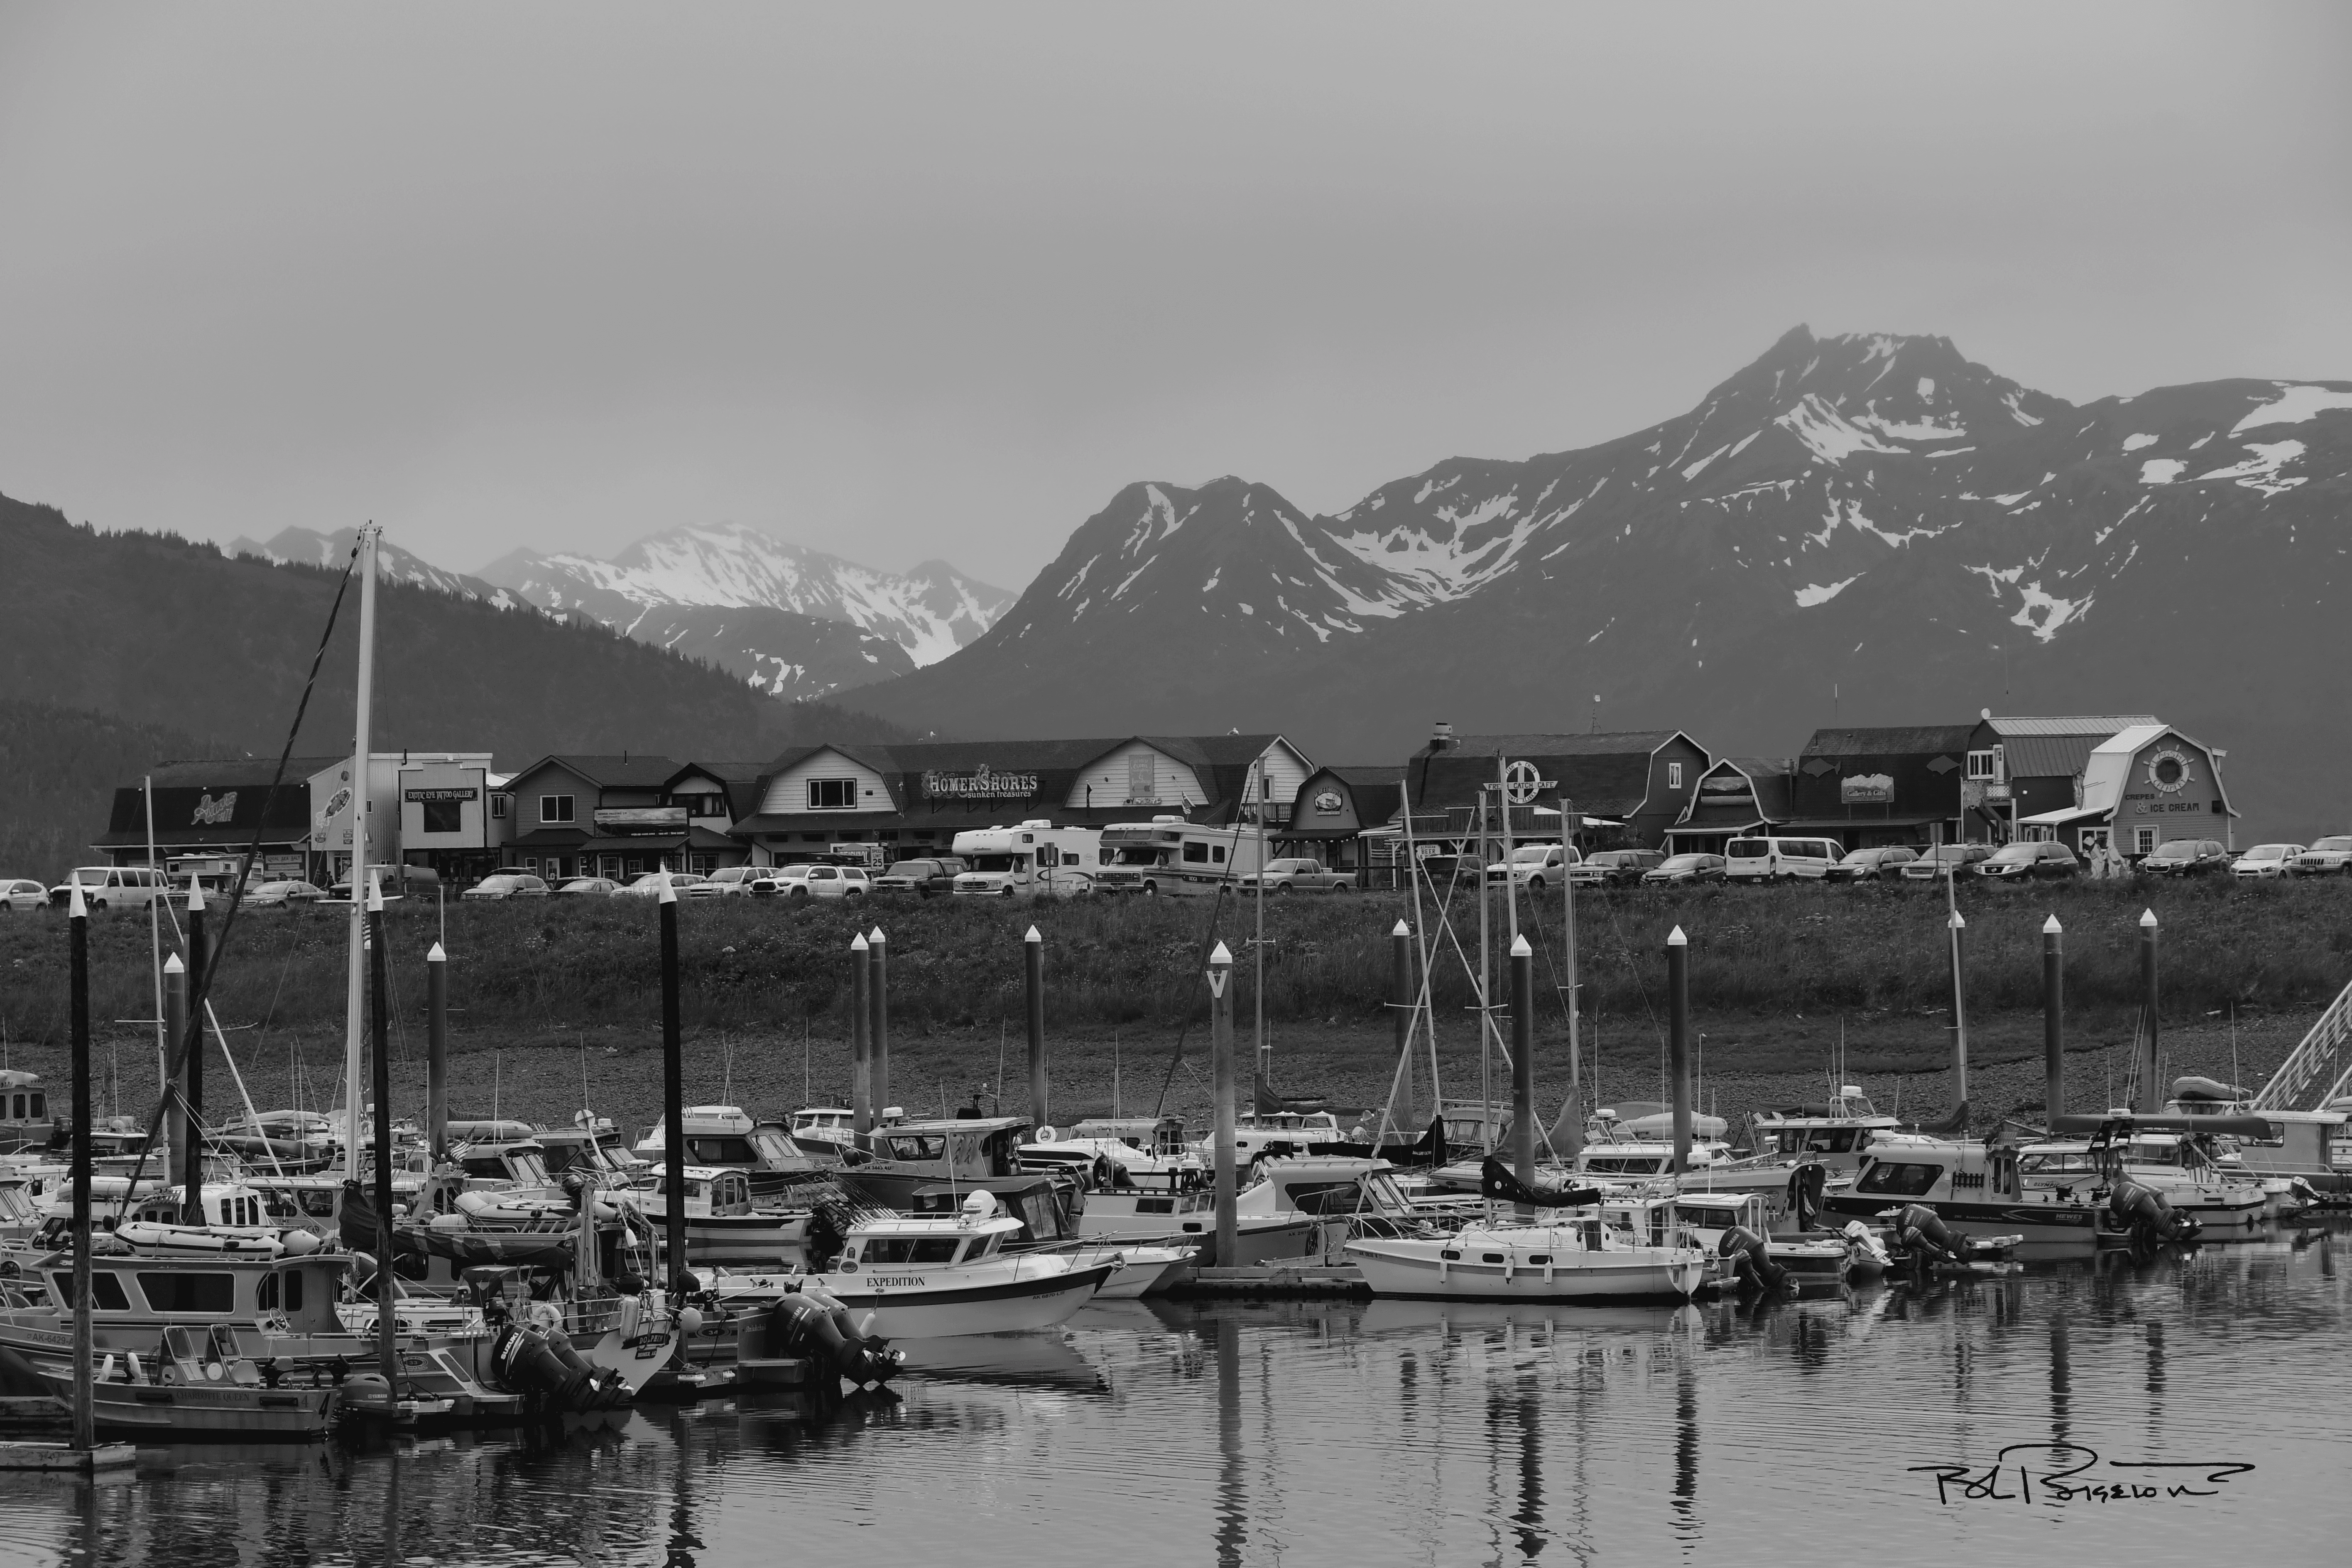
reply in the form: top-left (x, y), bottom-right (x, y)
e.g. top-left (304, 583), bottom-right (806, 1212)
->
top-left (757, 750), bottom-right (896, 818)
top-left (1060, 741), bottom-right (1209, 812)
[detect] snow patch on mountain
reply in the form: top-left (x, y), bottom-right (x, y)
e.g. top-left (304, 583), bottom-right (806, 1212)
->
top-left (2231, 384), bottom-right (2352, 435)
top-left (1794, 574), bottom-right (1862, 607)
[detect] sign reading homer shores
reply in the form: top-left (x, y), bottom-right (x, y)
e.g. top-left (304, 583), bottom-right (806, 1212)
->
top-left (920, 766), bottom-right (1038, 800)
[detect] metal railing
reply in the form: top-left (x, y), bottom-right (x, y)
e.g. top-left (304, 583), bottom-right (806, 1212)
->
top-left (2251, 975), bottom-right (2352, 1112)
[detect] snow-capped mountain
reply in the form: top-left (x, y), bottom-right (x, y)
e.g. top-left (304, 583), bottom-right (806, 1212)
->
top-left (477, 523), bottom-right (1011, 668)
top-left (614, 604), bottom-right (916, 702)
top-left (230, 526), bottom-right (520, 607)
top-left (847, 326), bottom-right (2352, 836)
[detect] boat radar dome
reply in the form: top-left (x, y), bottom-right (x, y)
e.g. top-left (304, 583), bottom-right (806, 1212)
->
top-left (1840, 1086), bottom-right (1862, 1098)
top-left (961, 1189), bottom-right (999, 1220)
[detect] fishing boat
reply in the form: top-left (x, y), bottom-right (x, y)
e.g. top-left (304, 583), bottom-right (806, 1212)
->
top-left (1021, 1116), bottom-right (1204, 1188)
top-left (17, 1324), bottom-right (340, 1440)
top-left (1818, 1132), bottom-right (2104, 1250)
top-left (2015, 1132), bottom-right (2268, 1228)
top-left (1075, 1181), bottom-right (1319, 1266)
top-left (786, 1107), bottom-right (860, 1156)
top-left (712, 1191), bottom-right (1115, 1337)
top-left (896, 1178), bottom-right (1197, 1298)
top-left (0, 1072), bottom-right (55, 1157)
top-left (621, 1166), bottom-right (811, 1264)
top-left (534, 1113), bottom-right (653, 1189)
top-left (1660, 1190), bottom-right (1870, 1285)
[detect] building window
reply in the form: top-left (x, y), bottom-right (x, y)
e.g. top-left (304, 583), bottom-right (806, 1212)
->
top-left (2135, 828), bottom-right (2157, 857)
top-left (1666, 762), bottom-right (1685, 790)
top-left (1965, 751), bottom-right (1996, 781)
top-left (523, 856), bottom-right (540, 875)
top-left (674, 792), bottom-right (724, 818)
top-left (539, 794), bottom-right (575, 824)
top-left (491, 795), bottom-right (508, 820)
top-left (1127, 753), bottom-right (1157, 804)
top-left (626, 857), bottom-right (646, 877)
top-left (807, 779), bottom-right (857, 810)
top-left (421, 799), bottom-right (463, 834)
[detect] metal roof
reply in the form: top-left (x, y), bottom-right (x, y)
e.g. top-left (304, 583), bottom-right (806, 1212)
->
top-left (1800, 725), bottom-right (1977, 757)
top-left (1984, 715), bottom-right (2159, 738)
top-left (1418, 731), bottom-right (1682, 759)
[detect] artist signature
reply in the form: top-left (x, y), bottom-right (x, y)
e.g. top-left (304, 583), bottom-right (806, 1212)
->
top-left (1911, 1444), bottom-right (2253, 1506)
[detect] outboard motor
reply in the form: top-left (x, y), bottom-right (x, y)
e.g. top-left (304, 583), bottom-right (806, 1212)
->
top-left (1892, 1204), bottom-right (1964, 1266)
top-left (2108, 1176), bottom-right (2200, 1247)
top-left (770, 1284), bottom-right (904, 1386)
top-left (1715, 1225), bottom-right (1787, 1292)
top-left (1785, 1162), bottom-right (1828, 1232)
top-left (491, 1322), bottom-right (634, 1412)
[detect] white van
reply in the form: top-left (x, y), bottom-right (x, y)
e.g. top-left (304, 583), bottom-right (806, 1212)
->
top-left (951, 821), bottom-right (1104, 898)
top-left (47, 866), bottom-right (170, 910)
top-left (1723, 836), bottom-right (1842, 882)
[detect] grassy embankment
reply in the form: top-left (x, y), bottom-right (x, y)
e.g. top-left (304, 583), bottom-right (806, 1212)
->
top-left (0, 876), bottom-right (2343, 1135)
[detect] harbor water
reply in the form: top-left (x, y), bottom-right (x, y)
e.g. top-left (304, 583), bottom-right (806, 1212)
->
top-left (3, 1227), bottom-right (2345, 1567)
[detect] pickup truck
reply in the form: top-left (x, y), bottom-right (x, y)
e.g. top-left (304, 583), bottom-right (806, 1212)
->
top-left (873, 857), bottom-right (968, 896)
top-left (1247, 858), bottom-right (1354, 893)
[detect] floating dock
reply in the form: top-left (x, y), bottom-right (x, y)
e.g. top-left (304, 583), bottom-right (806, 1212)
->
top-left (1171, 1265), bottom-right (1372, 1300)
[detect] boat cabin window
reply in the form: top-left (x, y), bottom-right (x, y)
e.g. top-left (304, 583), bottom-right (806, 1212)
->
top-left (859, 1236), bottom-right (964, 1265)
top-left (298, 1188), bottom-right (338, 1219)
top-left (1801, 1129), bottom-right (1860, 1154)
top-left (1016, 1190), bottom-right (1064, 1241)
top-left (883, 1134), bottom-right (947, 1161)
top-left (1854, 1161), bottom-right (1944, 1197)
top-left (2019, 1152), bottom-right (2097, 1177)
top-left (137, 1272), bottom-right (234, 1314)
top-left (256, 1269), bottom-right (307, 1312)
top-left (1282, 1180), bottom-right (1365, 1215)
top-left (749, 1129), bottom-right (798, 1165)
top-left (54, 1271), bottom-right (133, 1311)
top-left (1582, 1156), bottom-right (1665, 1176)
top-left (687, 1136), bottom-right (758, 1164)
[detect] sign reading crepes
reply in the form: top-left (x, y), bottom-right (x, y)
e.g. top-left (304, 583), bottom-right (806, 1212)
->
top-left (921, 766), bottom-right (1038, 800)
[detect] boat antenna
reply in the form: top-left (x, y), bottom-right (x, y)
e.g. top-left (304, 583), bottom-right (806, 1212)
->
top-left (580, 1035), bottom-right (591, 1124)
top-left (493, 1049), bottom-right (501, 1124)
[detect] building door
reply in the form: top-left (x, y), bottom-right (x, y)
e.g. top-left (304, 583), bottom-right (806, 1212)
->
top-left (2134, 826), bottom-right (2157, 857)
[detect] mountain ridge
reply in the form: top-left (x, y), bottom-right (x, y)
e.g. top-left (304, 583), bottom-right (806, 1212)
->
top-left (839, 326), bottom-right (2352, 838)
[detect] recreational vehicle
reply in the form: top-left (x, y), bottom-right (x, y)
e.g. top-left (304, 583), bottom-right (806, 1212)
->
top-left (951, 821), bottom-right (1104, 898)
top-left (1095, 816), bottom-right (1267, 896)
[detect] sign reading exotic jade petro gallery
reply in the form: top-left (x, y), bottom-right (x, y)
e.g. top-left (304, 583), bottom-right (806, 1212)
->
top-left (919, 766), bottom-right (1038, 800)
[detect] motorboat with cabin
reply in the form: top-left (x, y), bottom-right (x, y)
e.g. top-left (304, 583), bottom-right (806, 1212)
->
top-left (1021, 1116), bottom-right (1204, 1188)
top-left (710, 1190), bottom-right (1116, 1337)
top-left (621, 1165), bottom-right (812, 1265)
top-left (787, 1107), bottom-right (860, 1155)
top-left (0, 1070), bottom-right (54, 1156)
top-left (2016, 1130), bottom-right (2268, 1228)
top-left (634, 1105), bottom-right (834, 1198)
top-left (1819, 1132), bottom-right (2104, 1251)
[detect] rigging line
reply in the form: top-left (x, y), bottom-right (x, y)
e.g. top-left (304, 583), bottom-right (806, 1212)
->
top-left (1151, 871), bottom-right (1239, 1119)
top-left (109, 533), bottom-right (361, 1220)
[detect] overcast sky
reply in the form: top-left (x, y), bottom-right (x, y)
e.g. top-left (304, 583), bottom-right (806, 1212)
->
top-left (3, 3), bottom-right (2347, 590)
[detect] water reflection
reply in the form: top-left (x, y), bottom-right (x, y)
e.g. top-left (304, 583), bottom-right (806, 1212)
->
top-left (3, 1226), bottom-right (2349, 1568)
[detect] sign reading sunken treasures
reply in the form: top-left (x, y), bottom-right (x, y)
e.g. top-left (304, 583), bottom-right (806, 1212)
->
top-left (920, 765), bottom-right (1039, 800)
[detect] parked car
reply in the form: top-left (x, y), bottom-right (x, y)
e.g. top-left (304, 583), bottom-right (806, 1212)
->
top-left (705, 866), bottom-right (771, 896)
top-left (460, 873), bottom-right (550, 901)
top-left (2293, 836), bottom-right (2352, 876)
top-left (243, 879), bottom-right (328, 909)
top-left (48, 866), bottom-right (170, 910)
top-left (787, 865), bottom-right (870, 901)
top-left (618, 871), bottom-right (719, 899)
top-left (1976, 841), bottom-right (2080, 882)
top-left (1899, 844), bottom-right (1994, 882)
top-left (1823, 846), bottom-right (1918, 883)
top-left (557, 876), bottom-right (623, 896)
top-left (2137, 838), bottom-right (2230, 877)
top-left (1642, 853), bottom-right (1727, 885)
top-left (329, 863), bottom-right (443, 901)
top-left (1251, 858), bottom-right (1355, 893)
top-left (1566, 849), bottom-right (1658, 888)
top-left (2231, 844), bottom-right (2306, 880)
top-left (873, 857), bottom-right (969, 897)
top-left (1724, 836), bottom-right (1842, 882)
top-left (1, 877), bottom-right (49, 913)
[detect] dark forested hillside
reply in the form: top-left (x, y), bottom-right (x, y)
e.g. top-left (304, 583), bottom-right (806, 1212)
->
top-left (0, 492), bottom-right (916, 876)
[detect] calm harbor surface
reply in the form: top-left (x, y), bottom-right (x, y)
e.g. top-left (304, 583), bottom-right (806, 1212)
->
top-left (4, 1227), bottom-right (2344, 1568)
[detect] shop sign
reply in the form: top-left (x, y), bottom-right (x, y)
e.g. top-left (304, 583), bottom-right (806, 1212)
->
top-left (2144, 747), bottom-right (2195, 794)
top-left (404, 787), bottom-right (479, 803)
top-left (191, 791), bottom-right (239, 826)
top-left (1840, 773), bottom-right (1895, 805)
top-left (594, 806), bottom-right (689, 833)
top-left (920, 766), bottom-right (1038, 800)
top-left (1312, 790), bottom-right (1344, 814)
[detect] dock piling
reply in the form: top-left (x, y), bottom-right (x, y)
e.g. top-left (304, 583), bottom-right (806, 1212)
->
top-left (427, 942), bottom-right (449, 1159)
top-left (163, 953), bottom-right (187, 1200)
top-left (1510, 933), bottom-right (1534, 1200)
top-left (1210, 940), bottom-right (1236, 1268)
top-left (368, 874), bottom-right (397, 1384)
top-left (659, 879), bottom-right (687, 1292)
top-left (869, 926), bottom-right (890, 1119)
top-left (1025, 926), bottom-right (1047, 1129)
top-left (1949, 907), bottom-right (1969, 1117)
top-left (850, 933), bottom-right (871, 1137)
top-left (2137, 908), bottom-right (2160, 1112)
top-left (1390, 920), bottom-right (1415, 1129)
top-left (181, 882), bottom-right (206, 1226)
top-left (2042, 915), bottom-right (2063, 1121)
top-left (68, 884), bottom-right (93, 1453)
top-left (1667, 926), bottom-right (1690, 1175)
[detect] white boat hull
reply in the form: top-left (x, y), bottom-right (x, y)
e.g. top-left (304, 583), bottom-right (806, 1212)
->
top-left (781, 1260), bottom-right (1115, 1339)
top-left (1345, 1238), bottom-right (1705, 1301)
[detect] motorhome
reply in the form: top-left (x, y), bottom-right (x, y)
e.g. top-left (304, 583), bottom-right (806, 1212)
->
top-left (951, 821), bottom-right (1105, 898)
top-left (1095, 816), bottom-right (1267, 896)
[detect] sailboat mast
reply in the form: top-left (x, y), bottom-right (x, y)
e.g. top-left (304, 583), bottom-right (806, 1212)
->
top-left (342, 524), bottom-right (380, 1182)
top-left (1253, 757), bottom-right (1266, 1090)
top-left (1561, 796), bottom-right (1583, 1160)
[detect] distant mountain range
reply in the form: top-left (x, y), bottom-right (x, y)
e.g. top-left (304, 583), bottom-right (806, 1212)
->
top-left (233, 522), bottom-right (1010, 702)
top-left (837, 327), bottom-right (2351, 838)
